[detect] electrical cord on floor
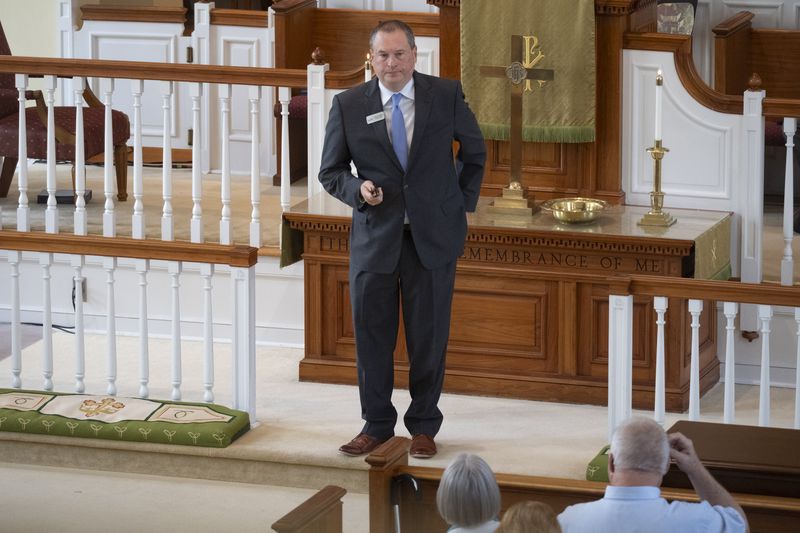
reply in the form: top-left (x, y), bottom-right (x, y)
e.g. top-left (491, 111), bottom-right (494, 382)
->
top-left (21, 322), bottom-right (75, 335)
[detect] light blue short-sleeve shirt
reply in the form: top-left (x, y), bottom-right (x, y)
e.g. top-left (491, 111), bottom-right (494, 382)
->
top-left (558, 486), bottom-right (746, 533)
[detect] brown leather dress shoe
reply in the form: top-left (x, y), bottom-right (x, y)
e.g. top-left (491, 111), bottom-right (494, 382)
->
top-left (410, 434), bottom-right (437, 459)
top-left (338, 433), bottom-right (388, 457)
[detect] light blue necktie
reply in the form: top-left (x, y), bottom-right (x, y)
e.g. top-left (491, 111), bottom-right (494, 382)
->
top-left (391, 93), bottom-right (408, 171)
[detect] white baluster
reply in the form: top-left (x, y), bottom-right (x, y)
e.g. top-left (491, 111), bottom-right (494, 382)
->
top-left (653, 297), bottom-right (668, 425)
top-left (781, 118), bottom-right (797, 286)
top-left (607, 294), bottom-right (633, 440)
top-left (136, 259), bottom-right (150, 398)
top-left (279, 86), bottom-right (291, 212)
top-left (794, 308), bottom-right (800, 429)
top-left (688, 299), bottom-right (703, 421)
top-left (201, 263), bottom-right (215, 402)
top-left (73, 77), bottom-right (87, 236)
top-left (723, 302), bottom-right (739, 424)
top-left (249, 86), bottom-right (262, 247)
top-left (104, 257), bottom-right (117, 395)
top-left (44, 75), bottom-right (58, 234)
top-left (169, 261), bottom-right (182, 400)
top-left (161, 81), bottom-right (174, 241)
top-left (15, 74), bottom-right (29, 232)
top-left (101, 78), bottom-right (116, 237)
top-left (40, 253), bottom-right (54, 391)
top-left (190, 82), bottom-right (204, 243)
top-left (758, 305), bottom-right (773, 426)
top-left (231, 265), bottom-right (256, 420)
top-left (219, 83), bottom-right (232, 245)
top-left (72, 255), bottom-right (85, 393)
top-left (131, 79), bottom-right (145, 239)
top-left (9, 251), bottom-right (21, 388)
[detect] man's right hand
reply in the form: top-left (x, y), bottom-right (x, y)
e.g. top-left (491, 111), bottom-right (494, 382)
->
top-left (668, 432), bottom-right (702, 475)
top-left (360, 180), bottom-right (384, 206)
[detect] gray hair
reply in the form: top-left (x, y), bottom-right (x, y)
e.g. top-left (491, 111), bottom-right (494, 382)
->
top-left (369, 19), bottom-right (416, 51)
top-left (610, 417), bottom-right (670, 475)
top-left (436, 453), bottom-right (501, 527)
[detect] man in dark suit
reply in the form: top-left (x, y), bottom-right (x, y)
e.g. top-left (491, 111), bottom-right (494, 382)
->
top-left (318, 20), bottom-right (485, 459)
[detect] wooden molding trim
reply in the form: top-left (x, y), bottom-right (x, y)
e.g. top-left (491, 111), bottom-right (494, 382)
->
top-left (271, 0), bottom-right (317, 14)
top-left (0, 56), bottom-right (308, 89)
top-left (81, 5), bottom-right (187, 24)
top-left (210, 8), bottom-right (268, 28)
top-left (321, 9), bottom-right (439, 38)
top-left (271, 486), bottom-right (347, 531)
top-left (595, 0), bottom-right (647, 16)
top-left (712, 11), bottom-right (754, 37)
top-left (763, 96), bottom-right (800, 119)
top-left (624, 32), bottom-right (744, 114)
top-left (426, 0), bottom-right (460, 7)
top-left (0, 231), bottom-right (258, 268)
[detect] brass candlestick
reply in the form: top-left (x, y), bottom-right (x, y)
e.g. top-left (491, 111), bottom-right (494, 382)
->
top-left (638, 140), bottom-right (675, 227)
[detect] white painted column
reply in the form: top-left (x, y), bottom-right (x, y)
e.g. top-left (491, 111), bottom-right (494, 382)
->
top-left (607, 294), bottom-right (633, 440)
top-left (231, 265), bottom-right (256, 421)
top-left (781, 118), bottom-right (796, 286)
top-left (688, 299), bottom-right (703, 421)
top-left (104, 257), bottom-right (117, 395)
top-left (653, 297), bottom-right (668, 425)
top-left (169, 261), bottom-right (183, 401)
top-left (723, 302), bottom-right (739, 424)
top-left (278, 86), bottom-right (291, 212)
top-left (44, 75), bottom-right (58, 234)
top-left (40, 253), bottom-right (54, 391)
top-left (9, 251), bottom-right (22, 388)
top-left (131, 80), bottom-right (145, 239)
top-left (101, 79), bottom-right (116, 237)
top-left (72, 255), bottom-right (86, 393)
top-left (190, 82), bottom-right (204, 243)
top-left (758, 305), bottom-right (773, 426)
top-left (136, 259), bottom-right (150, 399)
top-left (249, 86), bottom-right (262, 248)
top-left (307, 62), bottom-right (330, 200)
top-left (161, 81), bottom-right (174, 241)
top-left (73, 77), bottom-right (87, 236)
top-left (15, 74), bottom-right (29, 232)
top-left (201, 263), bottom-right (215, 403)
top-left (219, 83), bottom-right (232, 245)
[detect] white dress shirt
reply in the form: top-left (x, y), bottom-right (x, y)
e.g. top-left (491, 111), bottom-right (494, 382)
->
top-left (558, 485), bottom-right (746, 533)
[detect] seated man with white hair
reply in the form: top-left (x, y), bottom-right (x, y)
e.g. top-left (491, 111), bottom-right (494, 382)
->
top-left (558, 417), bottom-right (747, 533)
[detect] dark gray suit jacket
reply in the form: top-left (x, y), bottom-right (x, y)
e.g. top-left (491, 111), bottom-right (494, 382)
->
top-left (318, 72), bottom-right (486, 273)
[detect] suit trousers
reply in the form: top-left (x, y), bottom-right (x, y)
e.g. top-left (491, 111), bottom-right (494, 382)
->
top-left (349, 227), bottom-right (457, 440)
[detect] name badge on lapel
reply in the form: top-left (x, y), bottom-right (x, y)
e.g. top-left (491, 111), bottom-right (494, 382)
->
top-left (366, 112), bottom-right (385, 125)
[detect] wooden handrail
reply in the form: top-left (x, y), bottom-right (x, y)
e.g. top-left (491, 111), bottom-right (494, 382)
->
top-left (763, 96), bottom-right (800, 119)
top-left (0, 231), bottom-right (258, 268)
top-left (712, 11), bottom-right (754, 37)
top-left (624, 32), bottom-right (744, 115)
top-left (0, 56), bottom-right (308, 89)
top-left (607, 274), bottom-right (800, 307)
top-left (271, 485), bottom-right (346, 533)
top-left (81, 5), bottom-right (187, 24)
top-left (210, 8), bottom-right (269, 28)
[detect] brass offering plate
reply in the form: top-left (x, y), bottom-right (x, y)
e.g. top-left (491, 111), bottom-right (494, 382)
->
top-left (540, 197), bottom-right (609, 224)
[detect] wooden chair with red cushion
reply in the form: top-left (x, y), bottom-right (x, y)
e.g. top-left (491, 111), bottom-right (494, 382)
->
top-left (0, 20), bottom-right (130, 202)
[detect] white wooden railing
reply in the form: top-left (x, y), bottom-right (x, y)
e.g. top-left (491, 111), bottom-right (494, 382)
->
top-left (608, 276), bottom-right (800, 439)
top-left (1, 232), bottom-right (258, 418)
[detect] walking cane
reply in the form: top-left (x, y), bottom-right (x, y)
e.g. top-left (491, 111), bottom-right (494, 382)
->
top-left (390, 473), bottom-right (421, 533)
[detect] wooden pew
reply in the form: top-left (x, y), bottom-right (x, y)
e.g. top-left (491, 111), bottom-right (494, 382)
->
top-left (367, 437), bottom-right (800, 533)
top-left (271, 485), bottom-right (347, 533)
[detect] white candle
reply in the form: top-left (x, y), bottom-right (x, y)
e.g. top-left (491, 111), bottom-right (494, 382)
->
top-left (365, 53), bottom-right (372, 83)
top-left (654, 69), bottom-right (663, 141)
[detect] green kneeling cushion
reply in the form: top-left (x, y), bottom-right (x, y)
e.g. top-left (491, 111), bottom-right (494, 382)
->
top-left (0, 388), bottom-right (250, 447)
top-left (586, 444), bottom-right (610, 482)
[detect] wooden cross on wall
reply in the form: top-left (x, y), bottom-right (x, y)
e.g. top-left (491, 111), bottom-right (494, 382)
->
top-left (479, 35), bottom-right (554, 187)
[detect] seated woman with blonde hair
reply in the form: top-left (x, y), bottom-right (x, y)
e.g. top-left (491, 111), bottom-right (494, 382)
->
top-left (437, 454), bottom-right (501, 532)
top-left (497, 501), bottom-right (561, 533)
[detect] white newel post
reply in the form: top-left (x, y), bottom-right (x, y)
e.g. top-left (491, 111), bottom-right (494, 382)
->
top-left (653, 297), bottom-right (668, 425)
top-left (781, 118), bottom-right (796, 286)
top-left (15, 74), bottom-right (29, 232)
top-left (307, 62), bottom-right (330, 200)
top-left (608, 293), bottom-right (633, 440)
top-left (739, 88), bottom-right (765, 330)
top-left (231, 266), bottom-right (256, 421)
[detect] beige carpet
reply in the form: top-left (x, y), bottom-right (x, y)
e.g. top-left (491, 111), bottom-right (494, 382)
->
top-left (0, 162), bottom-right (307, 248)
